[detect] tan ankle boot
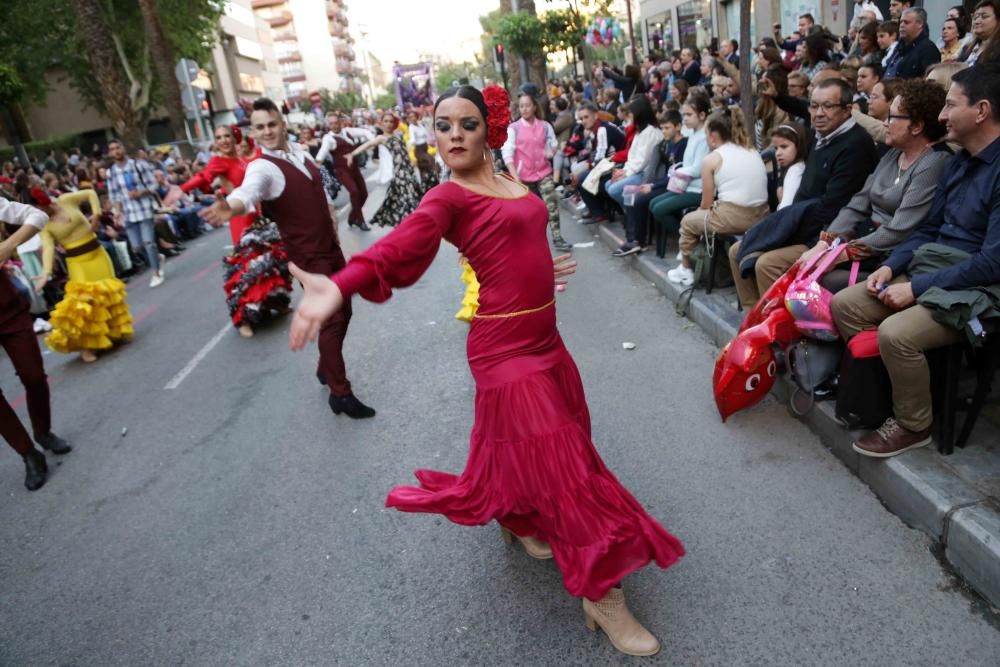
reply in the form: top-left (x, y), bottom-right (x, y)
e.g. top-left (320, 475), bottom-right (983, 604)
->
top-left (582, 587), bottom-right (661, 657)
top-left (500, 526), bottom-right (553, 560)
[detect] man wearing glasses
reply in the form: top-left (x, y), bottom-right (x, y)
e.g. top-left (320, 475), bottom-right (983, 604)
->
top-left (729, 78), bottom-right (879, 309)
top-left (833, 64), bottom-right (1000, 457)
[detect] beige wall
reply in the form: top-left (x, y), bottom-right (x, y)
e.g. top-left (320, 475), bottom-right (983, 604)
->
top-left (17, 69), bottom-right (111, 142)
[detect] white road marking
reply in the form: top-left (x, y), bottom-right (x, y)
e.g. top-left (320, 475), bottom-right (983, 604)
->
top-left (163, 323), bottom-right (231, 390)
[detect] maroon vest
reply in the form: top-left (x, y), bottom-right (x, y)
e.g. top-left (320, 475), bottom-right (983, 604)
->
top-left (260, 155), bottom-right (345, 275)
top-left (328, 134), bottom-right (354, 168)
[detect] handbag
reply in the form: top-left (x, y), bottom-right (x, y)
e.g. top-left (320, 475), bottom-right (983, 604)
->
top-left (666, 165), bottom-right (693, 194)
top-left (784, 241), bottom-right (860, 341)
top-left (582, 157), bottom-right (615, 195)
top-left (835, 330), bottom-right (893, 429)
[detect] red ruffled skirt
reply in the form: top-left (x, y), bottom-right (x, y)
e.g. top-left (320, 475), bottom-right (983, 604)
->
top-left (386, 308), bottom-right (684, 601)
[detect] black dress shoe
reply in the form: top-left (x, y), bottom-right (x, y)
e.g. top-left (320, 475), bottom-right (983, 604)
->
top-left (328, 393), bottom-right (376, 419)
top-left (353, 221), bottom-right (372, 231)
top-left (35, 432), bottom-right (72, 455)
top-left (23, 450), bottom-right (47, 491)
top-left (316, 369), bottom-right (327, 386)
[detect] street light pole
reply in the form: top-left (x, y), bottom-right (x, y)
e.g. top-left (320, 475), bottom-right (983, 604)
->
top-left (358, 25), bottom-right (375, 110)
top-left (625, 0), bottom-right (638, 65)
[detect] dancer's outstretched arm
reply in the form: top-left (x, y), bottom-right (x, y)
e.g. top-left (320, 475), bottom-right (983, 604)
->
top-left (288, 262), bottom-right (344, 350)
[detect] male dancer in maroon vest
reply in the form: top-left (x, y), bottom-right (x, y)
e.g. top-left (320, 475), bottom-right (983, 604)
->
top-left (315, 110), bottom-right (370, 230)
top-left (0, 199), bottom-right (72, 491)
top-left (201, 97), bottom-right (374, 419)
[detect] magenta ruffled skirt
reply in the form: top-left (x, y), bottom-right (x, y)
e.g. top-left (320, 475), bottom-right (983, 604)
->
top-left (386, 316), bottom-right (684, 601)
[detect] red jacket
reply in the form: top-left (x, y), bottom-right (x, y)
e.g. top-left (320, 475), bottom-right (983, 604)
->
top-left (612, 123), bottom-right (636, 164)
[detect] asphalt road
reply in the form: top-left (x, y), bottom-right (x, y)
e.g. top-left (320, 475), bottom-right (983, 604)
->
top-left (1, 186), bottom-right (998, 666)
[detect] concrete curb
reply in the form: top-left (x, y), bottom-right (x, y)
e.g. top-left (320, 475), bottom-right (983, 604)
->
top-left (568, 203), bottom-right (1000, 608)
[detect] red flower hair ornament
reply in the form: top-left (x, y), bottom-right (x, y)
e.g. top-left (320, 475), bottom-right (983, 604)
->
top-left (230, 124), bottom-right (243, 144)
top-left (482, 85), bottom-right (511, 150)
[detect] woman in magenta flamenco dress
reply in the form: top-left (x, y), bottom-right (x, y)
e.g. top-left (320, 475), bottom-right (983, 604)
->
top-left (289, 85), bottom-right (683, 657)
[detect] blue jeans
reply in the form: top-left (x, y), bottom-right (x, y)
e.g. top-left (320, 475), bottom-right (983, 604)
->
top-left (606, 174), bottom-right (643, 210)
top-left (126, 218), bottom-right (159, 272)
top-left (624, 183), bottom-right (668, 244)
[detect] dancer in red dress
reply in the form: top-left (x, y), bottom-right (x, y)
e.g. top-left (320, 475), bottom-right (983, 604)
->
top-left (185, 125), bottom-right (293, 338)
top-left (181, 125), bottom-right (258, 245)
top-left (289, 85), bottom-right (683, 657)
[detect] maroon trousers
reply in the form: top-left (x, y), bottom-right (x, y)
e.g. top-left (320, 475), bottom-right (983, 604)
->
top-left (0, 309), bottom-right (50, 456)
top-left (319, 297), bottom-right (352, 396)
top-left (337, 163), bottom-right (368, 225)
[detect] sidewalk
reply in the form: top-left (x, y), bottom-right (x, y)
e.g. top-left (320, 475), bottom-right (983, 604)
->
top-left (560, 199), bottom-right (1000, 609)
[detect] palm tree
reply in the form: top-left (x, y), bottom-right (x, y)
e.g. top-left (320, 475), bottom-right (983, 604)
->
top-left (137, 0), bottom-right (194, 157)
top-left (69, 0), bottom-right (146, 148)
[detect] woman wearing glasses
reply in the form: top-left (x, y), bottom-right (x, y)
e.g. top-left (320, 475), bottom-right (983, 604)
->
top-left (958, 0), bottom-right (1000, 65)
top-left (797, 79), bottom-right (950, 292)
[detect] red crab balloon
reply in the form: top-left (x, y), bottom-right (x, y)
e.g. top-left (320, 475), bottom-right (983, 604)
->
top-left (713, 308), bottom-right (796, 421)
top-left (738, 266), bottom-right (799, 340)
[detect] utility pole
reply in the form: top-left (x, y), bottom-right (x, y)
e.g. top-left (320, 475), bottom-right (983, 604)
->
top-left (358, 25), bottom-right (375, 110)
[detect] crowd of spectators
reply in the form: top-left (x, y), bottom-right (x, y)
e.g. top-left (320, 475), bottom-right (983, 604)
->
top-left (523, 2), bottom-right (1000, 458)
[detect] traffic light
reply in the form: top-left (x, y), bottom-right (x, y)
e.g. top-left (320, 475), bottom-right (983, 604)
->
top-left (494, 43), bottom-right (505, 66)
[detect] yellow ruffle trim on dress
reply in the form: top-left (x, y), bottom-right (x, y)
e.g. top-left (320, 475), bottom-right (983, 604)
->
top-left (46, 278), bottom-right (134, 353)
top-left (454, 258), bottom-right (480, 323)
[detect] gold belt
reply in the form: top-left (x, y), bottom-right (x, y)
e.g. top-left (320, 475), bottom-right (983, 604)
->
top-left (473, 298), bottom-right (556, 319)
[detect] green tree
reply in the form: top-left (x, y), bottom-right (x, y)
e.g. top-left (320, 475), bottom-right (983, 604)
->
top-left (0, 64), bottom-right (29, 166)
top-left (434, 62), bottom-right (473, 94)
top-left (0, 0), bottom-right (224, 145)
top-left (496, 12), bottom-right (546, 58)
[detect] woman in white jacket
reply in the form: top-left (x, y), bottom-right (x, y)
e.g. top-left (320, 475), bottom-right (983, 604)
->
top-left (602, 96), bottom-right (662, 216)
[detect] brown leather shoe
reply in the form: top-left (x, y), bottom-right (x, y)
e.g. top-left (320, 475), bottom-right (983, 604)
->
top-left (853, 418), bottom-right (932, 458)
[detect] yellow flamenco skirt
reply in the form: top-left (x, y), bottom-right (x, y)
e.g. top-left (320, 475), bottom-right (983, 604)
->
top-left (46, 237), bottom-right (134, 353)
top-left (454, 258), bottom-right (480, 323)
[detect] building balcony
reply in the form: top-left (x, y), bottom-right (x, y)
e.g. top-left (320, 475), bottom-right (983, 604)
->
top-left (329, 22), bottom-right (345, 38)
top-left (336, 61), bottom-right (352, 75)
top-left (252, 0), bottom-right (286, 8)
top-left (273, 30), bottom-right (297, 42)
top-left (283, 73), bottom-right (306, 83)
top-left (278, 53), bottom-right (302, 64)
top-left (267, 11), bottom-right (292, 27)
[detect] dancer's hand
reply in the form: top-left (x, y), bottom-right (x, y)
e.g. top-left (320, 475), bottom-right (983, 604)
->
top-left (199, 193), bottom-right (233, 226)
top-left (553, 253), bottom-right (577, 286)
top-left (288, 262), bottom-right (343, 351)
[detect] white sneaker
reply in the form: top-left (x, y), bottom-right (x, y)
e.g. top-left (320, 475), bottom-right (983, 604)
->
top-left (667, 266), bottom-right (695, 286)
top-left (158, 253), bottom-right (167, 277)
top-left (675, 249), bottom-right (683, 261)
top-left (149, 273), bottom-right (165, 288)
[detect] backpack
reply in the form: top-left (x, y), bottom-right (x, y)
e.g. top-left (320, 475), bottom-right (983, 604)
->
top-left (787, 338), bottom-right (842, 415)
top-left (675, 229), bottom-right (736, 317)
top-left (835, 330), bottom-right (893, 429)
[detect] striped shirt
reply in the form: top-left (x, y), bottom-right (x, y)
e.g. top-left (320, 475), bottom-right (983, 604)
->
top-left (107, 159), bottom-right (157, 223)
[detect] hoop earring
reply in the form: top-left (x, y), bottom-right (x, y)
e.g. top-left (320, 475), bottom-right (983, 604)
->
top-left (483, 147), bottom-right (491, 163)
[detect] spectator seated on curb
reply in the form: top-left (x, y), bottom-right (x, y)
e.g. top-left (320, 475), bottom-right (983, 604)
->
top-left (832, 64), bottom-right (1000, 458)
top-left (884, 8), bottom-right (941, 77)
top-left (729, 78), bottom-right (880, 309)
top-left (667, 106), bottom-right (770, 286)
top-left (798, 78), bottom-right (950, 292)
top-left (647, 94), bottom-right (712, 258)
top-left (571, 102), bottom-right (625, 195)
top-left (579, 102), bottom-right (637, 223)
top-left (589, 96), bottom-right (661, 238)
top-left (613, 110), bottom-right (687, 257)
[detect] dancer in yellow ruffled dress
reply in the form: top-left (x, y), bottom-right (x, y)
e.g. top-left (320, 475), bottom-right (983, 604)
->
top-left (33, 189), bottom-right (133, 362)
